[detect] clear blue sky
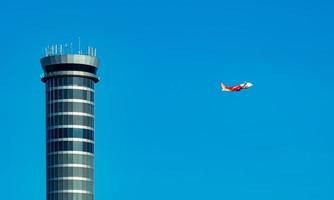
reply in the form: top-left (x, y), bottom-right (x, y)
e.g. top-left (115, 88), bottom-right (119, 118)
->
top-left (1, 0), bottom-right (334, 199)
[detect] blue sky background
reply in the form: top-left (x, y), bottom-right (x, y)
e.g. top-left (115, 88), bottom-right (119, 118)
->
top-left (1, 0), bottom-right (334, 199)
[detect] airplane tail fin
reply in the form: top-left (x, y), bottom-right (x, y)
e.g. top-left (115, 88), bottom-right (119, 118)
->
top-left (220, 83), bottom-right (229, 91)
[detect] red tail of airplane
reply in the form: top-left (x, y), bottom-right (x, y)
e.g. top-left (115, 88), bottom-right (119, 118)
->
top-left (220, 83), bottom-right (232, 91)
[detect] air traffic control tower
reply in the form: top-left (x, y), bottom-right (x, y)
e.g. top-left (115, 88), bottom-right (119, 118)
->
top-left (41, 45), bottom-right (99, 200)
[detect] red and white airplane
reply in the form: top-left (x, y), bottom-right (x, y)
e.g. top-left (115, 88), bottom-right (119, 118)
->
top-left (221, 81), bottom-right (253, 92)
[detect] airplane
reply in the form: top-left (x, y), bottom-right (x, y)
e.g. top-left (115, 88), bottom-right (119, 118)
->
top-left (221, 81), bottom-right (253, 92)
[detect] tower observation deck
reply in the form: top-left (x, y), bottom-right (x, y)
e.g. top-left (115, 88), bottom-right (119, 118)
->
top-left (41, 44), bottom-right (99, 200)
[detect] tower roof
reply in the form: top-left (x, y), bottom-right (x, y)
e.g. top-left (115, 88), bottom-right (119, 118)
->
top-left (41, 54), bottom-right (99, 69)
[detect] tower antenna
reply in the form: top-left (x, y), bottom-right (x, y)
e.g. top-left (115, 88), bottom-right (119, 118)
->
top-left (78, 36), bottom-right (81, 54)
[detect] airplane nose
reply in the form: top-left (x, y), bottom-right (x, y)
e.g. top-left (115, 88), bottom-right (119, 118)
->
top-left (248, 83), bottom-right (253, 87)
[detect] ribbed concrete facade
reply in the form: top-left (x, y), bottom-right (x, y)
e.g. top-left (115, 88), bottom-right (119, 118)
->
top-left (41, 54), bottom-right (99, 200)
